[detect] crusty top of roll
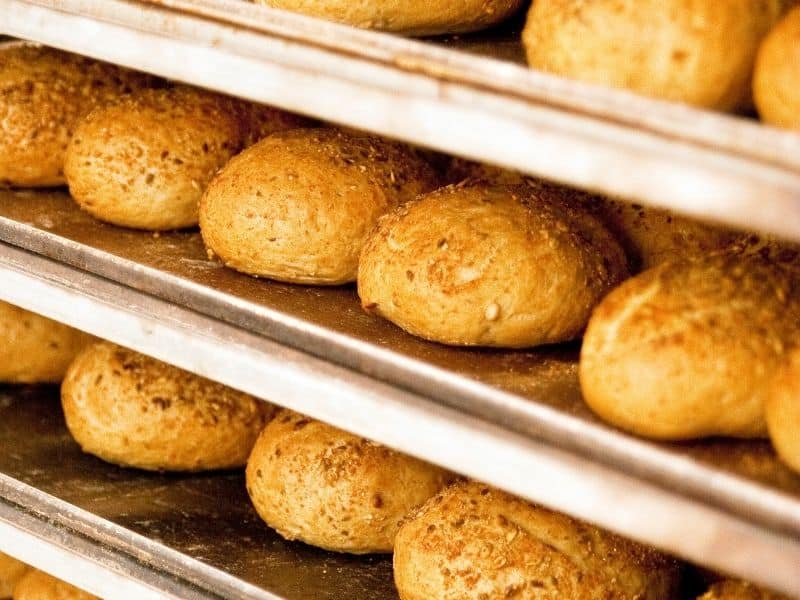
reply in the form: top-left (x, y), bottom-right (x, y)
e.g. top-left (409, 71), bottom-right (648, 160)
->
top-left (393, 481), bottom-right (681, 600)
top-left (0, 43), bottom-right (154, 187)
top-left (358, 181), bottom-right (628, 347)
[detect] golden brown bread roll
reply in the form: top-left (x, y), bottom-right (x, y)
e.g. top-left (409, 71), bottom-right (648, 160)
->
top-left (200, 128), bottom-right (439, 285)
top-left (12, 569), bottom-right (97, 600)
top-left (61, 342), bottom-right (275, 471)
top-left (253, 0), bottom-right (525, 36)
top-left (580, 254), bottom-right (800, 440)
top-left (0, 43), bottom-right (154, 187)
top-left (754, 5), bottom-right (800, 128)
top-left (358, 182), bottom-right (629, 348)
top-left (64, 86), bottom-right (306, 230)
top-left (766, 347), bottom-right (800, 475)
top-left (0, 302), bottom-right (95, 384)
top-left (699, 580), bottom-right (790, 600)
top-left (246, 410), bottom-right (453, 554)
top-left (394, 481), bottom-right (682, 600)
top-left (523, 0), bottom-right (787, 111)
top-left (0, 553), bottom-right (27, 599)
top-left (582, 198), bottom-right (741, 272)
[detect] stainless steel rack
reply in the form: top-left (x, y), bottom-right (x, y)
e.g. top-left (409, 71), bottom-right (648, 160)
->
top-left (1, 0), bottom-right (800, 597)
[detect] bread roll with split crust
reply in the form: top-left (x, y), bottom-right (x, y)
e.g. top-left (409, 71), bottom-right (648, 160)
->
top-left (0, 302), bottom-right (95, 384)
top-left (200, 128), bottom-right (439, 285)
top-left (246, 409), bottom-right (453, 554)
top-left (254, 0), bottom-right (525, 36)
top-left (12, 570), bottom-right (97, 600)
top-left (64, 86), bottom-right (307, 230)
top-left (754, 5), bottom-right (800, 129)
top-left (580, 254), bottom-right (800, 440)
top-left (393, 481), bottom-right (682, 600)
top-left (699, 580), bottom-right (790, 600)
top-left (61, 342), bottom-right (275, 471)
top-left (0, 553), bottom-right (27, 599)
top-left (0, 43), bottom-right (154, 187)
top-left (523, 0), bottom-right (789, 111)
top-left (358, 182), bottom-right (629, 348)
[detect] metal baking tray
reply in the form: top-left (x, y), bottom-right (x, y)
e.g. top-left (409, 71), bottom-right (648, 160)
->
top-left (0, 385), bottom-right (396, 600)
top-left (3, 0), bottom-right (800, 242)
top-left (0, 190), bottom-right (797, 595)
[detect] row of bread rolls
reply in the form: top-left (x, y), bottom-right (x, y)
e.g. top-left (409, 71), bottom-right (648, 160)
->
top-left (0, 555), bottom-right (98, 600)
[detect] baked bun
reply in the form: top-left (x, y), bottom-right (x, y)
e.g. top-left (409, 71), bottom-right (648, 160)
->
top-left (253, 0), bottom-right (524, 36)
top-left (0, 301), bottom-right (95, 384)
top-left (698, 580), bottom-right (789, 600)
top-left (0, 553), bottom-right (27, 598)
top-left (766, 347), bottom-right (800, 475)
top-left (583, 198), bottom-right (740, 272)
top-left (64, 86), bottom-right (305, 230)
top-left (523, 0), bottom-right (786, 110)
top-left (200, 128), bottom-right (438, 285)
top-left (754, 5), bottom-right (800, 128)
top-left (12, 570), bottom-right (97, 600)
top-left (61, 342), bottom-right (275, 471)
top-left (580, 254), bottom-right (800, 440)
top-left (358, 182), bottom-right (628, 348)
top-left (394, 481), bottom-right (682, 600)
top-left (0, 43), bottom-right (153, 187)
top-left (246, 410), bottom-right (453, 554)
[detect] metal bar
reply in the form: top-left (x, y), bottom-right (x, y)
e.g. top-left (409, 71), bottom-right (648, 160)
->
top-left (2, 0), bottom-right (800, 242)
top-left (0, 244), bottom-right (798, 594)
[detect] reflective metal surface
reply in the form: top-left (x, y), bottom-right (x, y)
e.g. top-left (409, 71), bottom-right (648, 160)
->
top-left (0, 386), bottom-right (396, 599)
top-left (3, 0), bottom-right (800, 241)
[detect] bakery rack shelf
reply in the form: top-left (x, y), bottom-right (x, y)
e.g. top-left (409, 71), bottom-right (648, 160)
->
top-left (0, 192), bottom-right (798, 597)
top-left (4, 0), bottom-right (800, 242)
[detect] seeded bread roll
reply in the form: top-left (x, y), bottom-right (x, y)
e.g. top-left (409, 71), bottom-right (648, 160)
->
top-left (200, 128), bottom-right (439, 285)
top-left (583, 198), bottom-right (741, 272)
top-left (754, 5), bottom-right (800, 128)
top-left (523, 0), bottom-right (788, 111)
top-left (61, 342), bottom-right (275, 471)
top-left (358, 182), bottom-right (628, 348)
top-left (246, 410), bottom-right (453, 554)
top-left (64, 86), bottom-right (306, 230)
top-left (766, 347), bottom-right (800, 475)
top-left (13, 570), bottom-right (97, 600)
top-left (699, 580), bottom-right (790, 600)
top-left (0, 43), bottom-right (154, 187)
top-left (0, 302), bottom-right (95, 384)
top-left (253, 0), bottom-right (524, 36)
top-left (394, 481), bottom-right (682, 600)
top-left (580, 254), bottom-right (800, 440)
top-left (0, 553), bottom-right (27, 599)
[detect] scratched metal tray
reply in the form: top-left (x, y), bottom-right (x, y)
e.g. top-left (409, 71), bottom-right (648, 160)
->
top-left (0, 190), bottom-right (799, 595)
top-left (0, 385), bottom-right (396, 599)
top-left (3, 0), bottom-right (800, 242)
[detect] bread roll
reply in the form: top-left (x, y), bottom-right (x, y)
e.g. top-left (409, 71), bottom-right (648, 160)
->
top-left (0, 302), bottom-right (94, 384)
top-left (0, 553), bottom-right (27, 599)
top-left (523, 0), bottom-right (787, 110)
top-left (580, 254), bottom-right (800, 440)
top-left (61, 342), bottom-right (275, 471)
top-left (64, 86), bottom-right (306, 230)
top-left (394, 481), bottom-right (682, 600)
top-left (253, 0), bottom-right (524, 36)
top-left (699, 580), bottom-right (790, 600)
top-left (583, 198), bottom-right (741, 272)
top-left (0, 43), bottom-right (153, 187)
top-left (358, 182), bottom-right (628, 348)
top-left (246, 409), bottom-right (453, 554)
top-left (766, 347), bottom-right (800, 475)
top-left (200, 128), bottom-right (439, 285)
top-left (754, 5), bottom-right (800, 128)
top-left (13, 570), bottom-right (97, 600)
